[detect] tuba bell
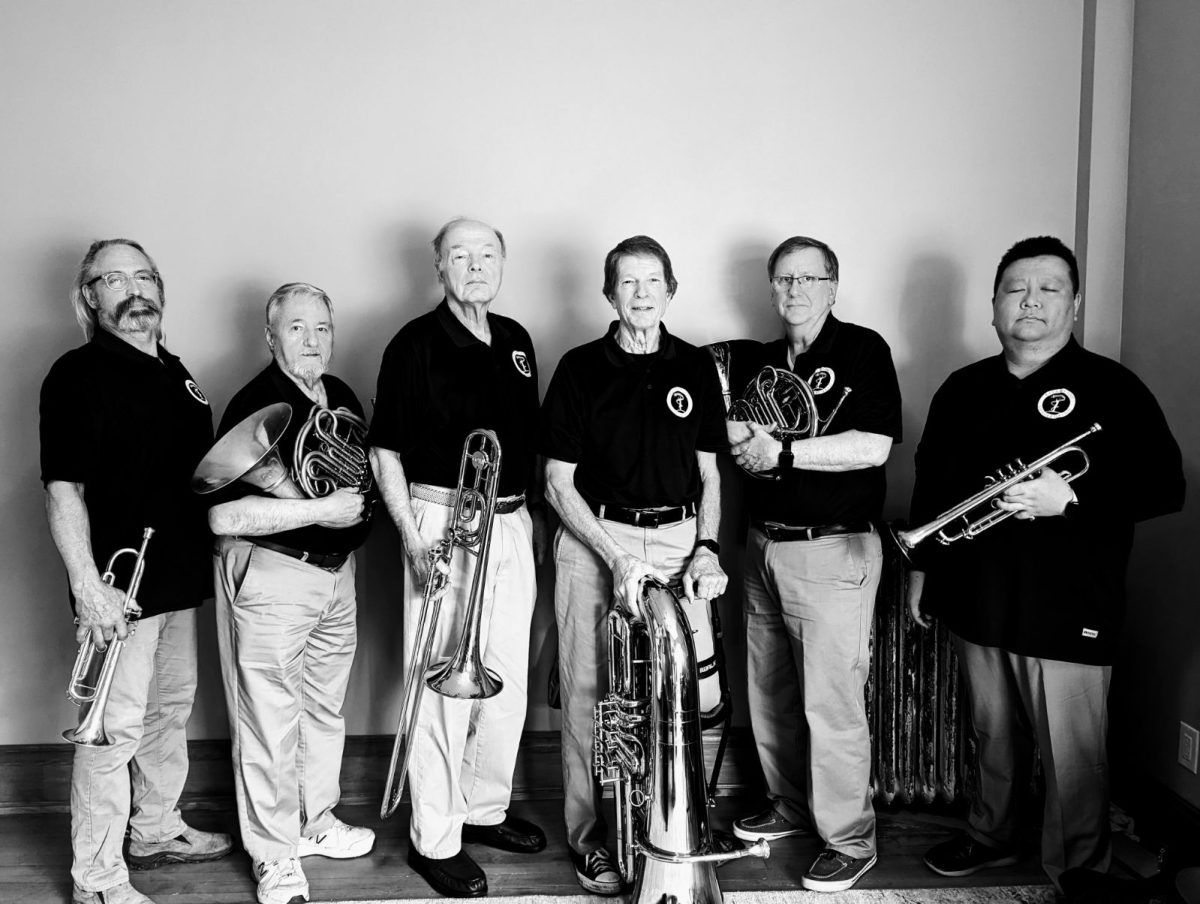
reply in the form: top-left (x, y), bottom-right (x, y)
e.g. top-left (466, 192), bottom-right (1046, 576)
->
top-left (594, 578), bottom-right (769, 903)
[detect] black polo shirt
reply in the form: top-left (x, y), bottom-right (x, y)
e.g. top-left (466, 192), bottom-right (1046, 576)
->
top-left (368, 300), bottom-right (539, 498)
top-left (540, 322), bottom-right (727, 508)
top-left (723, 315), bottom-right (902, 525)
top-left (216, 361), bottom-right (373, 556)
top-left (40, 329), bottom-right (215, 616)
top-left (910, 337), bottom-right (1184, 665)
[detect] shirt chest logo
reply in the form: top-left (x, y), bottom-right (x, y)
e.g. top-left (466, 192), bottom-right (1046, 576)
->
top-left (185, 379), bottom-right (210, 405)
top-left (808, 366), bottom-right (836, 395)
top-left (511, 350), bottom-right (532, 378)
top-left (1037, 388), bottom-right (1075, 419)
top-left (666, 386), bottom-right (693, 418)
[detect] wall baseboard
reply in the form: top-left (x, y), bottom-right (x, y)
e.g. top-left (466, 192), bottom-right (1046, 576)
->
top-left (0, 729), bottom-right (764, 815)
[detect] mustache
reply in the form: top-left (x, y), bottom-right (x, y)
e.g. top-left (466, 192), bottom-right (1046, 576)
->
top-left (115, 296), bottom-right (162, 321)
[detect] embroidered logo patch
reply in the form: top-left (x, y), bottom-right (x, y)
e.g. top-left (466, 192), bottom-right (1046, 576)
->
top-left (1081, 628), bottom-right (1099, 639)
top-left (511, 350), bottom-right (532, 378)
top-left (666, 386), bottom-right (693, 417)
top-left (1038, 388), bottom-right (1075, 419)
top-left (809, 366), bottom-right (836, 395)
top-left (185, 379), bottom-right (209, 405)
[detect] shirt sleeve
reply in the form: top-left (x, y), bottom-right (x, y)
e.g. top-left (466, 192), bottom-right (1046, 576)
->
top-left (40, 357), bottom-right (91, 485)
top-left (367, 331), bottom-right (423, 455)
top-left (1115, 370), bottom-right (1185, 523)
top-left (539, 354), bottom-right (585, 464)
top-left (844, 331), bottom-right (903, 441)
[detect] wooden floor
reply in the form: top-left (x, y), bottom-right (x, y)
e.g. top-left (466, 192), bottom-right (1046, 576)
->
top-left (1, 796), bottom-right (1054, 903)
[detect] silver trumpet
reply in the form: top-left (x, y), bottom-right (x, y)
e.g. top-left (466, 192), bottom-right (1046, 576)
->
top-left (892, 422), bottom-right (1102, 560)
top-left (595, 578), bottom-right (769, 903)
top-left (63, 527), bottom-right (154, 747)
top-left (380, 429), bottom-right (504, 819)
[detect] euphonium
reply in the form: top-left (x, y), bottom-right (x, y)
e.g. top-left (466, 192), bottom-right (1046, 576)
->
top-left (594, 578), bottom-right (769, 904)
top-left (891, 422), bottom-right (1101, 560)
top-left (63, 527), bottom-right (154, 747)
top-left (380, 429), bottom-right (503, 819)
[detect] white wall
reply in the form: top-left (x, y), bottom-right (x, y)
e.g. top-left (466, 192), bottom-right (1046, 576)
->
top-left (0, 1), bottom-right (1087, 743)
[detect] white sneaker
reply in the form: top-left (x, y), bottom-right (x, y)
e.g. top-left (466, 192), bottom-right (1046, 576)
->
top-left (72, 882), bottom-right (157, 904)
top-left (298, 817), bottom-right (376, 859)
top-left (254, 858), bottom-right (309, 904)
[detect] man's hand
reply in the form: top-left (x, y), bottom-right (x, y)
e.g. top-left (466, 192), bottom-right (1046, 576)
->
top-left (530, 506), bottom-right (548, 565)
top-left (316, 488), bottom-right (365, 528)
top-left (403, 529), bottom-right (434, 588)
top-left (996, 469), bottom-right (1075, 520)
top-left (681, 548), bottom-right (727, 602)
top-left (75, 576), bottom-right (133, 649)
top-left (612, 553), bottom-right (669, 617)
top-left (726, 419), bottom-right (754, 446)
top-left (732, 422), bottom-right (782, 473)
top-left (907, 569), bottom-right (932, 629)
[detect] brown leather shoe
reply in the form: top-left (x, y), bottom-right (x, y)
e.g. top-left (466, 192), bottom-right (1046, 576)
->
top-left (408, 846), bottom-right (487, 898)
top-left (462, 815), bottom-right (547, 854)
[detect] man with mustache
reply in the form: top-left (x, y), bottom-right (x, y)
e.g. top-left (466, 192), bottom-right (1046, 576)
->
top-left (908, 236), bottom-right (1184, 888)
top-left (370, 217), bottom-right (545, 898)
top-left (41, 239), bottom-right (232, 904)
top-left (206, 282), bottom-right (373, 904)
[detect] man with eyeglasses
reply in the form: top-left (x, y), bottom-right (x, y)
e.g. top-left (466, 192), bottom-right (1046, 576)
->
top-left (719, 235), bottom-right (901, 892)
top-left (908, 237), bottom-right (1183, 889)
top-left (40, 239), bottom-right (232, 904)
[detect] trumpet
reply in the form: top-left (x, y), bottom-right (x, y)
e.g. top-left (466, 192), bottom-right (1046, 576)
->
top-left (892, 423), bottom-right (1101, 559)
top-left (63, 527), bottom-right (154, 747)
top-left (380, 429), bottom-right (504, 819)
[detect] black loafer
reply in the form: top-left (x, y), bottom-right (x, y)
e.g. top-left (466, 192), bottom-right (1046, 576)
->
top-left (462, 815), bottom-right (547, 854)
top-left (408, 846), bottom-right (488, 898)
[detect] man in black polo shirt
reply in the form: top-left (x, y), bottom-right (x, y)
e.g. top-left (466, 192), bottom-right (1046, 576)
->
top-left (369, 217), bottom-right (544, 899)
top-left (909, 237), bottom-right (1184, 887)
top-left (724, 235), bottom-right (901, 893)
top-left (41, 238), bottom-right (232, 904)
top-left (205, 282), bottom-right (373, 904)
top-left (542, 234), bottom-right (729, 895)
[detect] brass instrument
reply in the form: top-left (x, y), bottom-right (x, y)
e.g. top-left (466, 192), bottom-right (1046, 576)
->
top-left (707, 343), bottom-right (851, 478)
top-left (594, 578), bottom-right (769, 903)
top-left (63, 528), bottom-right (154, 747)
top-left (192, 402), bottom-right (371, 501)
top-left (380, 429), bottom-right (504, 819)
top-left (892, 423), bottom-right (1101, 560)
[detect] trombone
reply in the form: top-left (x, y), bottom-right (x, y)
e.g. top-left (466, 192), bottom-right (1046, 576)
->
top-left (380, 429), bottom-right (504, 819)
top-left (892, 423), bottom-right (1101, 560)
top-left (63, 527), bottom-right (154, 747)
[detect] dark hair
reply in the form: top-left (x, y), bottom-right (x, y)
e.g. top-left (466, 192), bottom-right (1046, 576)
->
top-left (71, 238), bottom-right (162, 339)
top-left (431, 217), bottom-right (507, 264)
top-left (602, 235), bottom-right (678, 297)
top-left (992, 236), bottom-right (1079, 296)
top-left (767, 236), bottom-right (839, 282)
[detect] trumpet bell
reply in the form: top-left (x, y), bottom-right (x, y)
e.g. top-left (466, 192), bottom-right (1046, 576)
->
top-left (191, 403), bottom-right (304, 498)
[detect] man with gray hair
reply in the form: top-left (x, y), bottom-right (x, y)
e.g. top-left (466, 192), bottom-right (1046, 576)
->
top-left (370, 217), bottom-right (545, 898)
top-left (41, 238), bottom-right (232, 904)
top-left (207, 282), bottom-right (373, 904)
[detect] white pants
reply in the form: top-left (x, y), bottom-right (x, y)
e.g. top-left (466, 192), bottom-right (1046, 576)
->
top-left (70, 608), bottom-right (197, 892)
top-left (404, 492), bottom-right (536, 858)
top-left (214, 537), bottom-right (358, 865)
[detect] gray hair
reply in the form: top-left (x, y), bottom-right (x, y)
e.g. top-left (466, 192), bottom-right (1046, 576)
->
top-left (264, 282), bottom-right (334, 331)
top-left (69, 238), bottom-right (162, 339)
top-left (431, 217), bottom-right (507, 266)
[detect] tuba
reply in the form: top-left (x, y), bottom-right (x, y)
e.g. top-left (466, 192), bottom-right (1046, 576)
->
top-left (594, 578), bottom-right (769, 903)
top-left (63, 528), bottom-right (154, 746)
top-left (380, 429), bottom-right (503, 819)
top-left (192, 402), bottom-right (372, 502)
top-left (708, 343), bottom-right (851, 478)
top-left (891, 423), bottom-right (1101, 561)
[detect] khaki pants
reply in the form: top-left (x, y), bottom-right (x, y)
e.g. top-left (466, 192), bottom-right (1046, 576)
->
top-left (70, 608), bottom-right (197, 892)
top-left (553, 516), bottom-right (697, 855)
top-left (955, 635), bottom-right (1112, 886)
top-left (214, 537), bottom-right (358, 865)
top-left (743, 527), bottom-right (880, 860)
top-left (404, 492), bottom-right (536, 858)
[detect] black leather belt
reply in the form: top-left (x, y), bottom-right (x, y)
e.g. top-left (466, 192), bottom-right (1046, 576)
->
top-left (753, 521), bottom-right (873, 542)
top-left (252, 538), bottom-right (349, 571)
top-left (588, 499), bottom-right (698, 529)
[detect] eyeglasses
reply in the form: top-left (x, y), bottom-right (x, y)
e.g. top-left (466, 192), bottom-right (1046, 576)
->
top-left (771, 275), bottom-right (832, 290)
top-left (88, 270), bottom-right (159, 291)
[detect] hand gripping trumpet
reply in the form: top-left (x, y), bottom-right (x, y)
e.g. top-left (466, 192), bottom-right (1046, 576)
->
top-left (891, 422), bottom-right (1101, 560)
top-left (63, 527), bottom-right (154, 747)
top-left (594, 578), bottom-right (769, 904)
top-left (380, 429), bottom-right (503, 819)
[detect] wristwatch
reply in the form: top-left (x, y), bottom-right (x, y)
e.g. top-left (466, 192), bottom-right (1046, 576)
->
top-left (694, 538), bottom-right (721, 556)
top-left (777, 440), bottom-right (794, 478)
